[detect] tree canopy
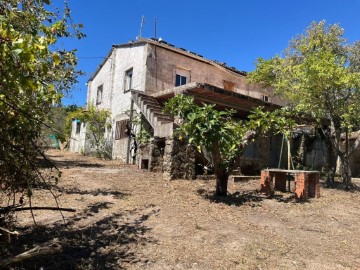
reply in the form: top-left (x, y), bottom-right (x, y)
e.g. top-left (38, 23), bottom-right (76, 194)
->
top-left (249, 21), bottom-right (360, 186)
top-left (165, 94), bottom-right (295, 196)
top-left (66, 105), bottom-right (111, 159)
top-left (0, 0), bottom-right (83, 221)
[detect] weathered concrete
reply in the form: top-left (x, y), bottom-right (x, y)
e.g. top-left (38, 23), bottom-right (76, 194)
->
top-left (69, 121), bottom-right (86, 153)
top-left (145, 42), bottom-right (285, 106)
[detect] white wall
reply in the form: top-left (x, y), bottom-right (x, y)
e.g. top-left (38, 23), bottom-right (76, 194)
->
top-left (111, 43), bottom-right (147, 117)
top-left (69, 121), bottom-right (86, 153)
top-left (87, 51), bottom-right (114, 110)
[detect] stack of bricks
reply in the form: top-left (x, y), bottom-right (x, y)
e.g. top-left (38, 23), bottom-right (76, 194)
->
top-left (260, 170), bottom-right (275, 196)
top-left (260, 169), bottom-right (320, 200)
top-left (294, 172), bottom-right (320, 200)
top-left (260, 170), bottom-right (288, 196)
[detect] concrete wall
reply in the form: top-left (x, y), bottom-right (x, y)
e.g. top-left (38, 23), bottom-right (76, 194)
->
top-left (339, 139), bottom-right (360, 177)
top-left (111, 44), bottom-right (147, 117)
top-left (85, 44), bottom-right (148, 161)
top-left (145, 44), bottom-right (284, 106)
top-left (87, 52), bottom-right (113, 110)
top-left (69, 121), bottom-right (86, 153)
top-left (87, 44), bottom-right (147, 113)
top-left (110, 44), bottom-right (147, 161)
top-left (111, 113), bottom-right (130, 161)
top-left (305, 140), bottom-right (326, 170)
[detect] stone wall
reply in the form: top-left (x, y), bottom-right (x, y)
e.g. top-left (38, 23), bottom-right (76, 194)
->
top-left (148, 138), bottom-right (165, 172)
top-left (163, 137), bottom-right (196, 180)
top-left (137, 143), bottom-right (150, 169)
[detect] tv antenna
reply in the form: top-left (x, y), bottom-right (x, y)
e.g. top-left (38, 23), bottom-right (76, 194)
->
top-left (139, 16), bottom-right (145, 37)
top-left (154, 17), bottom-right (157, 39)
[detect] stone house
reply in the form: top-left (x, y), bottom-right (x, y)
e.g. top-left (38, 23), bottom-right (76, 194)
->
top-left (70, 37), bottom-right (290, 178)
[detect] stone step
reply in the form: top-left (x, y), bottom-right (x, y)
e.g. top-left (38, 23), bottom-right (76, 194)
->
top-left (131, 91), bottom-right (174, 137)
top-left (143, 103), bottom-right (164, 113)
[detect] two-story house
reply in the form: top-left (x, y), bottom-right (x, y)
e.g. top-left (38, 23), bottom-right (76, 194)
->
top-left (70, 37), bottom-right (289, 179)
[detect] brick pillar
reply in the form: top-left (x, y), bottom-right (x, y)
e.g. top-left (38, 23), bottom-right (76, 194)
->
top-left (260, 170), bottom-right (274, 196)
top-left (294, 172), bottom-right (309, 200)
top-left (308, 173), bottom-right (320, 198)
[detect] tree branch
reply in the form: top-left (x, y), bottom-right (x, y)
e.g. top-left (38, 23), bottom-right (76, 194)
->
top-left (0, 206), bottom-right (76, 214)
top-left (0, 239), bottom-right (62, 268)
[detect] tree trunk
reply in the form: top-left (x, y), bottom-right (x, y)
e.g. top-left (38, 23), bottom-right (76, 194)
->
top-left (212, 143), bottom-right (229, 197)
top-left (323, 135), bottom-right (337, 187)
top-left (215, 167), bottom-right (229, 196)
top-left (324, 119), bottom-right (352, 186)
top-left (323, 126), bottom-right (337, 187)
top-left (338, 152), bottom-right (352, 187)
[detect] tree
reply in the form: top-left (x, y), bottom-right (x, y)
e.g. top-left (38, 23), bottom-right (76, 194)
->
top-left (66, 105), bottom-right (111, 159)
top-left (249, 21), bottom-right (360, 186)
top-left (42, 105), bottom-right (79, 145)
top-left (0, 0), bottom-right (84, 222)
top-left (165, 94), bottom-right (295, 196)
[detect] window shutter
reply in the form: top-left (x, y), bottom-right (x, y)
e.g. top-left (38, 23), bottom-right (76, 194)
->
top-left (115, 120), bottom-right (129, 140)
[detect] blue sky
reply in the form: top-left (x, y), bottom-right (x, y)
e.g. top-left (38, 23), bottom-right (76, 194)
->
top-left (56, 0), bottom-right (360, 106)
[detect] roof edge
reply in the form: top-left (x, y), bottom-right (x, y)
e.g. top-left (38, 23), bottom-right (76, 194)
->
top-left (88, 47), bottom-right (114, 82)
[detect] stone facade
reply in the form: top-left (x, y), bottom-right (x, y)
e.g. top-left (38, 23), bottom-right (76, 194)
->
top-left (148, 138), bottom-right (165, 172)
top-left (163, 137), bottom-right (196, 180)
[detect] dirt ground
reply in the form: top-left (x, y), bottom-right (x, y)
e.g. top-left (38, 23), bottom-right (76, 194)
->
top-left (1, 149), bottom-right (360, 270)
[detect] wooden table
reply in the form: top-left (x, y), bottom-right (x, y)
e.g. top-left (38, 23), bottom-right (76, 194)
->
top-left (260, 169), bottom-right (320, 200)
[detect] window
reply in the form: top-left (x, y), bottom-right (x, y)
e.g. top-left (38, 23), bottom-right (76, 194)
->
top-left (96, 84), bottom-right (103, 104)
top-left (76, 122), bottom-right (81, 134)
top-left (175, 74), bottom-right (187, 87)
top-left (174, 67), bottom-right (190, 87)
top-left (263, 95), bottom-right (269, 102)
top-left (115, 120), bottom-right (129, 140)
top-left (124, 68), bottom-right (133, 92)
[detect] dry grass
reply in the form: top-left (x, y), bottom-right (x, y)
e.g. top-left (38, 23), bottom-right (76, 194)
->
top-left (1, 149), bottom-right (360, 269)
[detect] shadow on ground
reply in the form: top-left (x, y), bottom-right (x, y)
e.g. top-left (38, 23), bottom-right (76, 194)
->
top-left (322, 181), bottom-right (360, 192)
top-left (197, 189), bottom-right (263, 207)
top-left (42, 158), bottom-right (105, 169)
top-left (197, 188), bottom-right (316, 205)
top-left (60, 187), bottom-right (128, 199)
top-left (1, 203), bottom-right (159, 269)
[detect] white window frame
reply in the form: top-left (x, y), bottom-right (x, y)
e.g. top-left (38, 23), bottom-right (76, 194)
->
top-left (174, 67), bottom-right (190, 87)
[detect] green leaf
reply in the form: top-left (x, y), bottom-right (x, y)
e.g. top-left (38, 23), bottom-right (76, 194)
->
top-left (36, 44), bottom-right (46, 50)
top-left (52, 53), bottom-right (60, 65)
top-left (12, 48), bottom-right (22, 55)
